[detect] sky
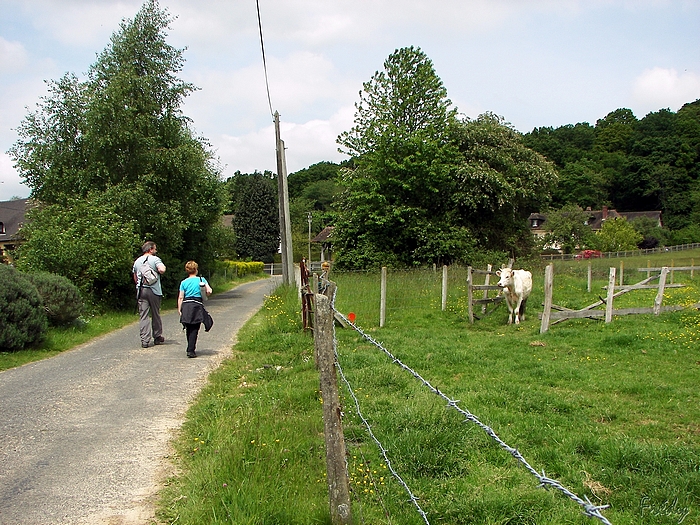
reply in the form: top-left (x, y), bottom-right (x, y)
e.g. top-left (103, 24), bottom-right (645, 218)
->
top-left (1, 0), bottom-right (699, 201)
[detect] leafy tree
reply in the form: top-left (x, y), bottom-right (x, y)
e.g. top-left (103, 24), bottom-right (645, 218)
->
top-left (334, 47), bottom-right (557, 268)
top-left (8, 0), bottom-right (224, 300)
top-left (231, 172), bottom-right (279, 262)
top-left (595, 217), bottom-right (643, 252)
top-left (15, 200), bottom-right (140, 308)
top-left (450, 113), bottom-right (558, 252)
top-left (629, 216), bottom-right (669, 249)
top-left (542, 204), bottom-right (596, 254)
top-left (334, 47), bottom-right (463, 268)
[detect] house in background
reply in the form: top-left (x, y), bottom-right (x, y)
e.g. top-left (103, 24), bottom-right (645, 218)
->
top-left (528, 206), bottom-right (663, 251)
top-left (0, 198), bottom-right (30, 263)
top-left (311, 226), bottom-right (334, 262)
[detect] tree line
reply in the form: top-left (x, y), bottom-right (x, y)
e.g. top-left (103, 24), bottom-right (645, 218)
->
top-left (7, 0), bottom-right (699, 310)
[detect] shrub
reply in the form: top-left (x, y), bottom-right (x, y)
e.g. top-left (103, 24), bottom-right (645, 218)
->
top-left (0, 265), bottom-right (48, 351)
top-left (217, 260), bottom-right (265, 277)
top-left (25, 271), bottom-right (84, 326)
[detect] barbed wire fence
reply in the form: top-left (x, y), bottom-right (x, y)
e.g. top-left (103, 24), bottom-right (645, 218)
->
top-left (320, 283), bottom-right (613, 525)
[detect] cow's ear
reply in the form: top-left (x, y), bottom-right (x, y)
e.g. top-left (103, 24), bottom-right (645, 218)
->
top-left (496, 270), bottom-right (501, 276)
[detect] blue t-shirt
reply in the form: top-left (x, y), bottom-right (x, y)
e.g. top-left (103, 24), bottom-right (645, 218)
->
top-left (180, 276), bottom-right (208, 298)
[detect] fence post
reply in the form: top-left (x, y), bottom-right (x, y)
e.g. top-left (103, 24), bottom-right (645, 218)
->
top-left (587, 261), bottom-right (592, 293)
top-left (540, 264), bottom-right (553, 334)
top-left (692, 259), bottom-right (695, 279)
top-left (647, 260), bottom-right (651, 279)
top-left (380, 266), bottom-right (387, 328)
top-left (671, 260), bottom-right (674, 285)
top-left (654, 267), bottom-right (669, 315)
top-left (483, 264), bottom-right (492, 314)
top-left (605, 267), bottom-right (616, 323)
top-left (619, 260), bottom-right (624, 287)
top-left (467, 266), bottom-right (474, 324)
top-left (441, 265), bottom-right (448, 311)
top-left (314, 286), bottom-right (353, 525)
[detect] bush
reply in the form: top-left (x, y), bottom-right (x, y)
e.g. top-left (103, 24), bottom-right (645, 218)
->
top-left (25, 271), bottom-right (84, 326)
top-left (217, 260), bottom-right (265, 277)
top-left (0, 265), bottom-right (48, 351)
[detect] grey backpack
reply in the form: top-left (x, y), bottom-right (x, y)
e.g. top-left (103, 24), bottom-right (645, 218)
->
top-left (140, 256), bottom-right (159, 286)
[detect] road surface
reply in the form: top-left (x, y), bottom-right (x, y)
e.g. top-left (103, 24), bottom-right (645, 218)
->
top-left (0, 277), bottom-right (280, 525)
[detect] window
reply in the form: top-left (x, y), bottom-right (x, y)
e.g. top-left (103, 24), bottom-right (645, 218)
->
top-left (0, 222), bottom-right (5, 234)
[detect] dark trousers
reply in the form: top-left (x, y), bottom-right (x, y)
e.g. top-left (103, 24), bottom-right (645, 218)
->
top-left (184, 323), bottom-right (201, 355)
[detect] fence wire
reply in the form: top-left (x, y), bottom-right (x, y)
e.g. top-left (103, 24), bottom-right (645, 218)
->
top-left (331, 306), bottom-right (613, 525)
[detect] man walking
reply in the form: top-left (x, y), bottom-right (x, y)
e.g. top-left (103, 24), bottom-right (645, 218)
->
top-left (133, 241), bottom-right (167, 348)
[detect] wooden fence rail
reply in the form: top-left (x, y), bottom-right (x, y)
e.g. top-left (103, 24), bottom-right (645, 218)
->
top-left (539, 265), bottom-right (699, 333)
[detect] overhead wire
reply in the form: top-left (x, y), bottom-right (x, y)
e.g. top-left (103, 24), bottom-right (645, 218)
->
top-left (256, 0), bottom-right (275, 117)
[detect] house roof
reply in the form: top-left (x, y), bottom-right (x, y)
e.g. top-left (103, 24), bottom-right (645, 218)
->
top-left (0, 198), bottom-right (29, 243)
top-left (311, 226), bottom-right (334, 243)
top-left (529, 207), bottom-right (663, 233)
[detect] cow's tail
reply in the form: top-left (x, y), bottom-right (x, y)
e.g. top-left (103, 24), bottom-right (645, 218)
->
top-left (519, 297), bottom-right (528, 318)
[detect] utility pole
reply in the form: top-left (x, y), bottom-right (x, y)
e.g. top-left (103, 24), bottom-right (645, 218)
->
top-left (274, 111), bottom-right (295, 286)
top-left (307, 211), bottom-right (312, 268)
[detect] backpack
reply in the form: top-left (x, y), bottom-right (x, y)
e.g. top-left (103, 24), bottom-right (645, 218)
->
top-left (139, 256), bottom-right (159, 286)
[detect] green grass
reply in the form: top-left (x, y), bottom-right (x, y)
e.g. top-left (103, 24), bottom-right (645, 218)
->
top-left (157, 252), bottom-right (700, 525)
top-left (0, 272), bottom-right (266, 372)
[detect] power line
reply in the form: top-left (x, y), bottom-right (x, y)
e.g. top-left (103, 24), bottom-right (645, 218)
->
top-left (256, 0), bottom-right (274, 117)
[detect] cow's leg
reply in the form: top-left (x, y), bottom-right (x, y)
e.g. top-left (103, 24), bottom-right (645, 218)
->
top-left (519, 297), bottom-right (528, 322)
top-left (513, 297), bottom-right (523, 324)
top-left (505, 296), bottom-right (514, 324)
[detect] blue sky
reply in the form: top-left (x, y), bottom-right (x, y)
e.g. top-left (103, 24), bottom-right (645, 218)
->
top-left (1, 0), bottom-right (699, 201)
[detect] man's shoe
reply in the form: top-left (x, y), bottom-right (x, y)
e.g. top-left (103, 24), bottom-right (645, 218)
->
top-left (142, 342), bottom-right (150, 348)
top-left (154, 336), bottom-right (165, 345)
top-left (187, 352), bottom-right (197, 358)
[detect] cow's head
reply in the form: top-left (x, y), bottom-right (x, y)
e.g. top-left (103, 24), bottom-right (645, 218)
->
top-left (496, 268), bottom-right (513, 289)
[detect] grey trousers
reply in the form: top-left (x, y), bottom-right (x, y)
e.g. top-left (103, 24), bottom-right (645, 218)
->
top-left (137, 287), bottom-right (163, 345)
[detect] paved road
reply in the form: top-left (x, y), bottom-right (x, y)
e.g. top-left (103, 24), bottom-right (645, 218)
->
top-left (0, 277), bottom-right (281, 525)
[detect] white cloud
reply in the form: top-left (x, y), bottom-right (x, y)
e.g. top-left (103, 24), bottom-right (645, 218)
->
top-left (0, 37), bottom-right (29, 72)
top-left (214, 105), bottom-right (354, 177)
top-left (18, 0), bottom-right (139, 47)
top-left (0, 153), bottom-right (30, 201)
top-left (633, 67), bottom-right (700, 111)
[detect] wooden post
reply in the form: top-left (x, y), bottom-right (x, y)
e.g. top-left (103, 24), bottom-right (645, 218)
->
top-left (540, 264), bottom-right (553, 334)
top-left (605, 267), bottom-right (616, 323)
top-left (647, 259), bottom-right (651, 279)
top-left (482, 264), bottom-right (492, 314)
top-left (467, 266), bottom-right (474, 324)
top-left (692, 259), bottom-right (695, 279)
top-left (441, 265), bottom-right (448, 311)
top-left (654, 267), bottom-right (669, 315)
top-left (274, 112), bottom-right (295, 286)
top-left (619, 260), bottom-right (624, 287)
top-left (671, 260), bottom-right (674, 285)
top-left (587, 261), bottom-right (592, 293)
top-left (380, 266), bottom-right (387, 328)
top-left (314, 286), bottom-right (352, 525)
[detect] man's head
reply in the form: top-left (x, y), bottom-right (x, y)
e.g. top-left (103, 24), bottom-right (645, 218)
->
top-left (142, 241), bottom-right (157, 254)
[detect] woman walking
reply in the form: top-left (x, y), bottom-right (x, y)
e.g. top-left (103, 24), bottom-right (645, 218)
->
top-left (178, 261), bottom-right (212, 358)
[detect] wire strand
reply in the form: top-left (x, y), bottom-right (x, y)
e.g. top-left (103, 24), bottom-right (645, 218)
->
top-left (256, 0), bottom-right (274, 117)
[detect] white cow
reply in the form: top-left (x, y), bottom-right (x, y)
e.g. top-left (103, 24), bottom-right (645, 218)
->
top-left (496, 268), bottom-right (533, 325)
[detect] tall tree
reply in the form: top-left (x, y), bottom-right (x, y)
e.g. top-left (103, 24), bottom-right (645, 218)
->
top-left (230, 172), bottom-right (280, 263)
top-left (335, 47), bottom-right (462, 268)
top-left (8, 0), bottom-right (224, 302)
top-left (450, 113), bottom-right (558, 252)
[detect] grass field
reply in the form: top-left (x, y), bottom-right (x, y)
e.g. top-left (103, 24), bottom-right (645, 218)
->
top-left (157, 251), bottom-right (700, 524)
